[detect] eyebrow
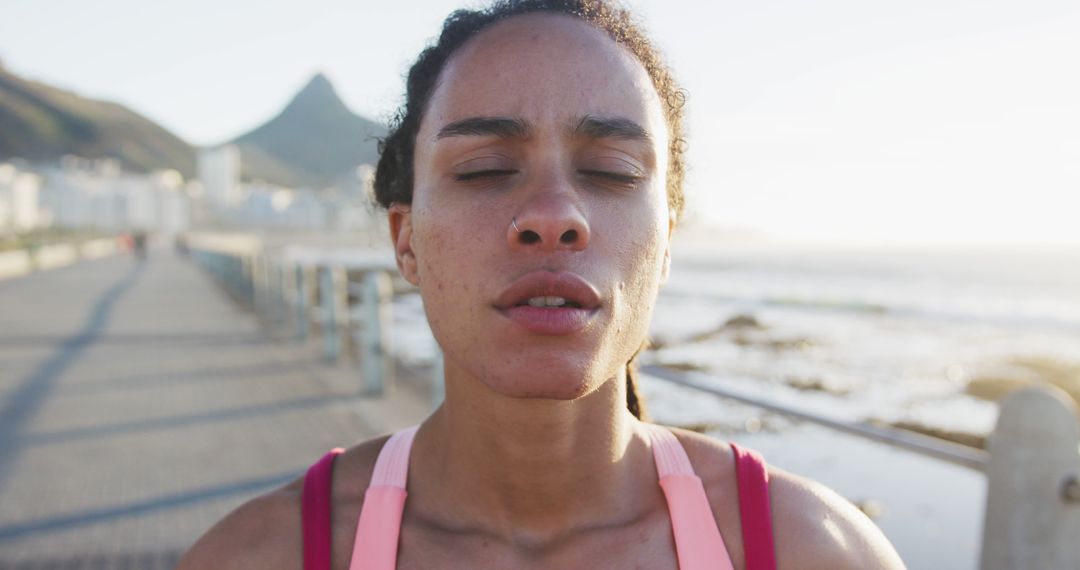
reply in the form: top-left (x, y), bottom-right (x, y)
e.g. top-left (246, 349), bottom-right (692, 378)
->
top-left (573, 115), bottom-right (651, 142)
top-left (437, 116), bottom-right (531, 139)
top-left (435, 115), bottom-right (652, 144)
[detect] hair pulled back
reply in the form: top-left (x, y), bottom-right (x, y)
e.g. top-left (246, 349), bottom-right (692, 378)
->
top-left (375, 0), bottom-right (687, 420)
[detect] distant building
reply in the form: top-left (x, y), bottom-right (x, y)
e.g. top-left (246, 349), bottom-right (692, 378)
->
top-left (160, 181), bottom-right (193, 237)
top-left (0, 163), bottom-right (44, 233)
top-left (197, 145), bottom-right (241, 206)
top-left (43, 157), bottom-right (123, 230)
top-left (122, 169), bottom-right (190, 236)
top-left (330, 163), bottom-right (381, 235)
top-left (33, 159), bottom-right (191, 235)
top-left (221, 182), bottom-right (327, 229)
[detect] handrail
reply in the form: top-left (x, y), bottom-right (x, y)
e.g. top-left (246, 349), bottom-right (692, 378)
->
top-left (280, 245), bottom-right (395, 270)
top-left (641, 364), bottom-right (990, 472)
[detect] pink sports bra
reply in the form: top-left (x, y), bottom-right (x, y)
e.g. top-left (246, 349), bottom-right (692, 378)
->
top-left (302, 424), bottom-right (776, 570)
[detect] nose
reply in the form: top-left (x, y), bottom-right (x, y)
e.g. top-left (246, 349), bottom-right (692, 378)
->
top-left (508, 189), bottom-right (590, 253)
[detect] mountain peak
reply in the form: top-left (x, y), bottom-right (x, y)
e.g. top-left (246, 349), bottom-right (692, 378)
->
top-left (286, 73), bottom-right (344, 113)
top-left (231, 72), bottom-right (385, 188)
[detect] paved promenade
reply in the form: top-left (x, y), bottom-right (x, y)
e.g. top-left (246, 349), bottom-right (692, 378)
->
top-left (0, 249), bottom-right (430, 568)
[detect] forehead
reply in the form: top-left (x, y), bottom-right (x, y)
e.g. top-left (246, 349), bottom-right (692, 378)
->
top-left (420, 13), bottom-right (666, 142)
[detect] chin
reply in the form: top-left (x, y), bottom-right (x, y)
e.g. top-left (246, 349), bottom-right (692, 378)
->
top-left (475, 352), bottom-right (613, 401)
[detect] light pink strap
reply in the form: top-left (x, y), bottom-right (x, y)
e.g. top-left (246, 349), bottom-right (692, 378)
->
top-left (370, 426), bottom-right (419, 487)
top-left (645, 424), bottom-right (735, 570)
top-left (348, 426), bottom-right (419, 570)
top-left (646, 422), bottom-right (696, 477)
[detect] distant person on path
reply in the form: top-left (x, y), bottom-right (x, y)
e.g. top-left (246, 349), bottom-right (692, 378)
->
top-left (181, 1), bottom-right (904, 568)
top-left (132, 231), bottom-right (147, 261)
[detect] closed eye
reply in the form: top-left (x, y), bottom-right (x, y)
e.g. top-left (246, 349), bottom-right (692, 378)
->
top-left (578, 169), bottom-right (641, 186)
top-left (454, 169), bottom-right (518, 181)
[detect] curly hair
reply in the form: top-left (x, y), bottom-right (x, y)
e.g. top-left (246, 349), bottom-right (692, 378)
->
top-left (375, 0), bottom-right (688, 420)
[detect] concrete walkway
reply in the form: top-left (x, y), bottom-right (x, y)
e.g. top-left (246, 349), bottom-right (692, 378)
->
top-left (0, 249), bottom-right (430, 568)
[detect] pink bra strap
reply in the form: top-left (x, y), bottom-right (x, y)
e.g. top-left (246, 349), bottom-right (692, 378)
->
top-left (647, 423), bottom-right (696, 477)
top-left (645, 424), bottom-right (735, 570)
top-left (731, 442), bottom-right (777, 570)
top-left (303, 448), bottom-right (345, 570)
top-left (369, 426), bottom-right (419, 487)
top-left (349, 426), bottom-right (419, 570)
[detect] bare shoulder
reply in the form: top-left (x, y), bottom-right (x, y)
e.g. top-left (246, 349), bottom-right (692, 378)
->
top-left (176, 478), bottom-right (304, 570)
top-left (767, 466), bottom-right (906, 569)
top-left (178, 435), bottom-right (393, 570)
top-left (666, 428), bottom-right (905, 570)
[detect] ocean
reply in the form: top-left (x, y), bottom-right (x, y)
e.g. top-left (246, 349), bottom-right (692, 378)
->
top-left (649, 243), bottom-right (1080, 437)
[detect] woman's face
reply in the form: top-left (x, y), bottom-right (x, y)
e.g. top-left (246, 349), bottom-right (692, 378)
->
top-left (392, 13), bottom-right (673, 401)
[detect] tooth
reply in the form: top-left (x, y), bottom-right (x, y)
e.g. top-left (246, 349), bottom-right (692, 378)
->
top-left (546, 297), bottom-right (567, 307)
top-left (527, 297), bottom-right (546, 307)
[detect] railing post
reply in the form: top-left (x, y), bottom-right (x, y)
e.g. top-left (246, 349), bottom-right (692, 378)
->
top-left (249, 254), bottom-right (259, 310)
top-left (274, 261), bottom-right (287, 325)
top-left (230, 254), bottom-right (243, 297)
top-left (222, 253), bottom-right (233, 293)
top-left (980, 385), bottom-right (1080, 570)
top-left (320, 265), bottom-right (336, 361)
top-left (265, 259), bottom-right (275, 318)
top-left (243, 255), bottom-right (255, 305)
top-left (320, 265), bottom-right (345, 362)
top-left (359, 271), bottom-right (393, 395)
top-left (252, 254), bottom-right (267, 315)
top-left (263, 257), bottom-right (274, 317)
top-left (294, 264), bottom-right (309, 340)
top-left (215, 252), bottom-right (223, 288)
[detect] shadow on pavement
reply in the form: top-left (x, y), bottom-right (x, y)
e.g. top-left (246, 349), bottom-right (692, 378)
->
top-left (0, 331), bottom-right (274, 349)
top-left (0, 470), bottom-right (298, 544)
top-left (0, 263), bottom-right (145, 494)
top-left (58, 359), bottom-right (318, 396)
top-left (23, 392), bottom-right (368, 447)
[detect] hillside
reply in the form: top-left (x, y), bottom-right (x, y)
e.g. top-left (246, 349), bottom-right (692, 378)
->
top-left (231, 74), bottom-right (385, 188)
top-left (0, 63), bottom-right (196, 177)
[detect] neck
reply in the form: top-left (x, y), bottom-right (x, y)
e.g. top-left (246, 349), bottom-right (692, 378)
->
top-left (409, 364), bottom-right (656, 548)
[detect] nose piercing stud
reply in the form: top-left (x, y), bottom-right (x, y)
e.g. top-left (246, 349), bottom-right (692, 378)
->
top-left (511, 217), bottom-right (522, 233)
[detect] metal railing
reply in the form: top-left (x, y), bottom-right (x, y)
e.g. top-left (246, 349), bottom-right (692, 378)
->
top-left (641, 364), bottom-right (990, 471)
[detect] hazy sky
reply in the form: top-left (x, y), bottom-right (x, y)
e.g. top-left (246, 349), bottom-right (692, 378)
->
top-left (2, 0), bottom-right (1078, 245)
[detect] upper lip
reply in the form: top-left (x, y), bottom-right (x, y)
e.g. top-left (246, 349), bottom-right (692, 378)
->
top-left (493, 270), bottom-right (602, 310)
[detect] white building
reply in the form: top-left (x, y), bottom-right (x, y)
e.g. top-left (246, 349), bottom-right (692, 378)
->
top-left (160, 181), bottom-right (193, 237)
top-left (34, 159), bottom-right (192, 235)
top-left (0, 163), bottom-right (44, 233)
top-left (331, 163), bottom-right (381, 235)
top-left (42, 157), bottom-right (120, 229)
top-left (197, 145), bottom-right (241, 207)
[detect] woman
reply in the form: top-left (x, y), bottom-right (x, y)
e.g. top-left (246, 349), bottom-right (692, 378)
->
top-left (181, 1), bottom-right (905, 568)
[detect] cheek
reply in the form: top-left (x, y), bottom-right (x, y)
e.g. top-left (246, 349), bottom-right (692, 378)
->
top-left (608, 207), bottom-right (669, 348)
top-left (411, 201), bottom-right (491, 339)
top-left (614, 200), bottom-right (668, 291)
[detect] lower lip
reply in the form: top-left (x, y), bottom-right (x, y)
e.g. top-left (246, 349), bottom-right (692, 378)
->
top-left (499, 305), bottom-right (596, 335)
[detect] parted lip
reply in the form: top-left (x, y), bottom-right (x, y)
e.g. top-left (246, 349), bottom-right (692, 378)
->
top-left (493, 270), bottom-right (602, 310)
